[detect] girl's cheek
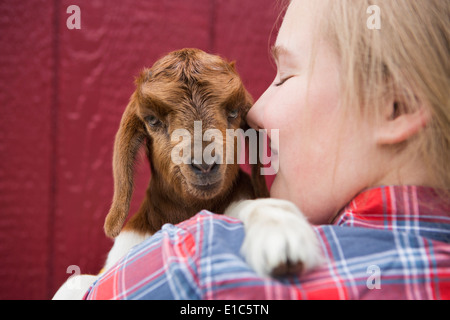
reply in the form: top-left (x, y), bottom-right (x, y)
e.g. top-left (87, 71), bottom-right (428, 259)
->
top-left (262, 86), bottom-right (292, 127)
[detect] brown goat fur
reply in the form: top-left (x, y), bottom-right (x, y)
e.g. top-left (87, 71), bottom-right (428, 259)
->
top-left (104, 48), bottom-right (269, 238)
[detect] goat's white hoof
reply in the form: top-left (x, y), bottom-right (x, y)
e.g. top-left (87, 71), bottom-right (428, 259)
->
top-left (229, 199), bottom-right (323, 277)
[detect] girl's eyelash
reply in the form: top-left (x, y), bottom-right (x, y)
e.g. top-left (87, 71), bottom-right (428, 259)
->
top-left (275, 76), bottom-right (294, 87)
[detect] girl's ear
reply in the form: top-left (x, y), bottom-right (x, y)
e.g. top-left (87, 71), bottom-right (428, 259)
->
top-left (375, 99), bottom-right (430, 146)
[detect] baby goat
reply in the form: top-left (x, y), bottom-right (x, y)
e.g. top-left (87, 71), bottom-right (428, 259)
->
top-left (104, 48), bottom-right (268, 239)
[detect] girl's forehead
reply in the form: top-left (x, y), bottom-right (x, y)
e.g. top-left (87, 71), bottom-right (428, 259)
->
top-left (275, 0), bottom-right (325, 56)
top-left (275, 0), bottom-right (329, 68)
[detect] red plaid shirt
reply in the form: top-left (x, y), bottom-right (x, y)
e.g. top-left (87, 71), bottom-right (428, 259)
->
top-left (85, 185), bottom-right (450, 300)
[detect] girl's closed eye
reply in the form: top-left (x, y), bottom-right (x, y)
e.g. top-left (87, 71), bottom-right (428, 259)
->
top-left (275, 75), bottom-right (295, 87)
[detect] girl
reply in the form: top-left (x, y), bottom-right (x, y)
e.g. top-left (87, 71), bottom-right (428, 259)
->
top-left (86, 0), bottom-right (449, 299)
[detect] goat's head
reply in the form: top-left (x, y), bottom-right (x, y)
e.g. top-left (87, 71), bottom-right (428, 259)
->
top-left (104, 48), bottom-right (254, 238)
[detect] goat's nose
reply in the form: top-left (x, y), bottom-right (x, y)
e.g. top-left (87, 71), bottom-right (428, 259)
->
top-left (191, 161), bottom-right (217, 174)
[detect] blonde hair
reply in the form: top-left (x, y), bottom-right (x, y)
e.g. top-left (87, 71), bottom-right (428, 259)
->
top-left (315, 0), bottom-right (450, 191)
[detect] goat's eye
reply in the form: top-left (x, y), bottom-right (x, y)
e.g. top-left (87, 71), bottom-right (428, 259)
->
top-left (228, 109), bottom-right (239, 119)
top-left (145, 115), bottom-right (161, 127)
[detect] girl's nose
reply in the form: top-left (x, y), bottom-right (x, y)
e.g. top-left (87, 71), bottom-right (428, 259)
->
top-left (246, 92), bottom-right (266, 130)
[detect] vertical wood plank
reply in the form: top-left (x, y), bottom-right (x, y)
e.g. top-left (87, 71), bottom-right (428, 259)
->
top-left (213, 0), bottom-right (280, 98)
top-left (213, 0), bottom-right (280, 187)
top-left (0, 0), bottom-right (55, 299)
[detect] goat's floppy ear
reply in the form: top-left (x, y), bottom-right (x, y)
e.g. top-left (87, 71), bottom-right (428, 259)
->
top-left (104, 93), bottom-right (146, 238)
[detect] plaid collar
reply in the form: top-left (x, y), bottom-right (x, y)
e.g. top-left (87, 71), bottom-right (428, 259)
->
top-left (334, 185), bottom-right (450, 243)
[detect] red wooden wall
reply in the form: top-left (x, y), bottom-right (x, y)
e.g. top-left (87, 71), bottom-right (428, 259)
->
top-left (0, 0), bottom-right (280, 299)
